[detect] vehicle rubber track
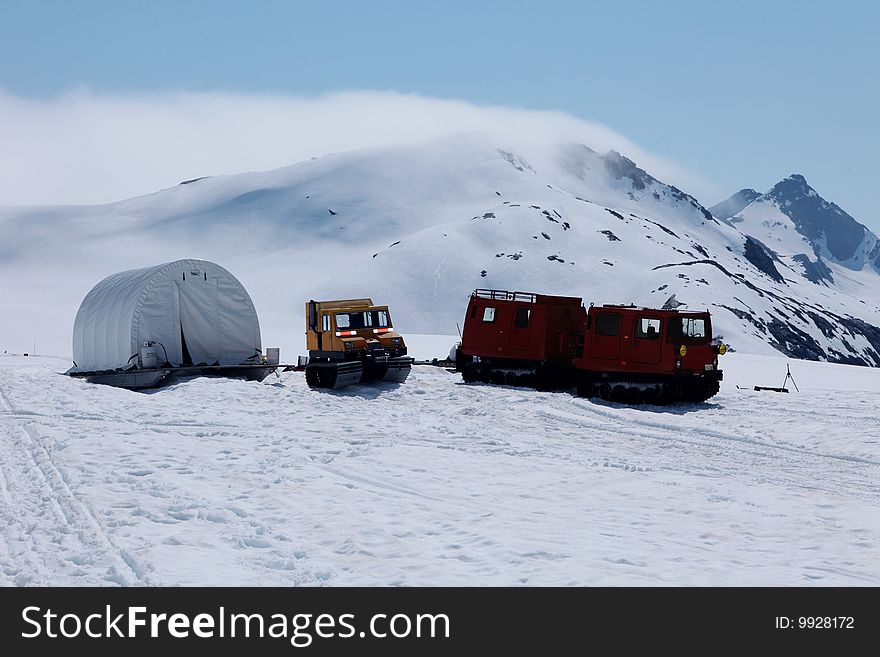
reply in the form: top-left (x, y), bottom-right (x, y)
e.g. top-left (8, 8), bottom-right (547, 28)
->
top-left (461, 364), bottom-right (721, 405)
top-left (305, 361), bottom-right (363, 389)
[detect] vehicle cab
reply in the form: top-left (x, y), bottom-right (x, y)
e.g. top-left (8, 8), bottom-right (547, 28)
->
top-left (575, 305), bottom-right (725, 378)
top-left (305, 299), bottom-right (407, 359)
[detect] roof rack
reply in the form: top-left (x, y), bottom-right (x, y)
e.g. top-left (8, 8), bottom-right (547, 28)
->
top-left (473, 289), bottom-right (538, 303)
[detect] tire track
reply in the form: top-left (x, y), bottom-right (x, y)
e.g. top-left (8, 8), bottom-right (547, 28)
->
top-left (19, 422), bottom-right (150, 585)
top-left (0, 380), bottom-right (14, 413)
top-left (533, 402), bottom-right (880, 499)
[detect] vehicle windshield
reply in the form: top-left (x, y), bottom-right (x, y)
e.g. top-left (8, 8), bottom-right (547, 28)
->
top-left (335, 310), bottom-right (391, 330)
top-left (668, 315), bottom-right (711, 342)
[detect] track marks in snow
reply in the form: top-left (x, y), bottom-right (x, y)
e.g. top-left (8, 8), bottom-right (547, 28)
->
top-left (0, 423), bottom-right (147, 585)
top-left (2, 358), bottom-right (879, 585)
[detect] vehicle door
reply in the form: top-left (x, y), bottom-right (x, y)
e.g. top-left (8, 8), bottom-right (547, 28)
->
top-left (631, 316), bottom-right (662, 365)
top-left (509, 306), bottom-right (532, 351)
top-left (590, 312), bottom-right (622, 361)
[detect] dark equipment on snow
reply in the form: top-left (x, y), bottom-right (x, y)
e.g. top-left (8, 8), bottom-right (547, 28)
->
top-left (754, 364), bottom-right (799, 393)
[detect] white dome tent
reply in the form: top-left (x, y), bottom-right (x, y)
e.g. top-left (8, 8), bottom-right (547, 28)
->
top-left (69, 259), bottom-right (272, 388)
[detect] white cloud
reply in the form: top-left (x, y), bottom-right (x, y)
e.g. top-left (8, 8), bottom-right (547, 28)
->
top-left (0, 89), bottom-right (719, 207)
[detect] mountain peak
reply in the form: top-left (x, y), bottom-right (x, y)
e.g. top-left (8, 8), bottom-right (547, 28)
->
top-left (602, 150), bottom-right (655, 191)
top-left (709, 188), bottom-right (762, 221)
top-left (761, 174), bottom-right (871, 265)
top-left (770, 173), bottom-right (813, 198)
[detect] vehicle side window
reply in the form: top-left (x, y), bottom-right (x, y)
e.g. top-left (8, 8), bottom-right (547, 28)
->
top-left (595, 313), bottom-right (620, 337)
top-left (514, 307), bottom-right (530, 328)
top-left (364, 312), bottom-right (373, 327)
top-left (635, 317), bottom-right (661, 339)
top-left (377, 310), bottom-right (388, 327)
top-left (336, 313), bottom-right (350, 328)
top-left (482, 307), bottom-right (496, 323)
top-left (322, 314), bottom-right (330, 332)
top-left (683, 317), bottom-right (706, 338)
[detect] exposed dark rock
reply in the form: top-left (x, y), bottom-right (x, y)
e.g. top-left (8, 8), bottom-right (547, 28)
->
top-left (498, 150), bottom-right (534, 173)
top-left (766, 318), bottom-right (825, 361)
top-left (804, 310), bottom-right (836, 339)
top-left (791, 254), bottom-right (834, 285)
top-left (599, 230), bottom-right (620, 242)
top-left (652, 259), bottom-right (768, 297)
top-left (716, 304), bottom-right (765, 333)
top-left (603, 150), bottom-right (652, 190)
top-left (837, 316), bottom-right (880, 364)
top-left (691, 242), bottom-right (709, 258)
top-left (604, 208), bottom-right (625, 221)
top-left (541, 232), bottom-right (551, 240)
top-left (743, 237), bottom-right (785, 283)
top-left (869, 240), bottom-right (880, 271)
top-left (640, 217), bottom-right (679, 238)
top-left (709, 189), bottom-right (761, 220)
top-left (766, 174), bottom-right (868, 263)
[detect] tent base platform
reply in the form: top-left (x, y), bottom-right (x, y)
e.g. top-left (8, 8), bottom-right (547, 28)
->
top-left (67, 364), bottom-right (279, 390)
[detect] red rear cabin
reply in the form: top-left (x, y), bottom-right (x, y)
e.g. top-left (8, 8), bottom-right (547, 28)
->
top-left (457, 289), bottom-right (586, 386)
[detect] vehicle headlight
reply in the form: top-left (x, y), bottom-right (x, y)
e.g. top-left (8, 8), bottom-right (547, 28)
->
top-left (679, 345), bottom-right (688, 357)
top-left (717, 343), bottom-right (727, 355)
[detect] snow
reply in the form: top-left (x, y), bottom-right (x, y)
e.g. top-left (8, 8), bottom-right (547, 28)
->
top-left (3, 133), bottom-right (880, 369)
top-left (1, 349), bottom-right (878, 586)
top-left (732, 198), bottom-right (814, 256)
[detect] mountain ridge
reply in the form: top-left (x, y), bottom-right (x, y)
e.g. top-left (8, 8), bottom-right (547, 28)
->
top-left (2, 133), bottom-right (879, 367)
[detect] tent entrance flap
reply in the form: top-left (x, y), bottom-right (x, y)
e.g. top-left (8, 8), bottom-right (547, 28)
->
top-left (176, 277), bottom-right (221, 366)
top-left (137, 279), bottom-right (182, 366)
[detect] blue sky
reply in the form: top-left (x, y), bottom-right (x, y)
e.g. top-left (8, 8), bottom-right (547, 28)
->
top-left (1, 0), bottom-right (877, 228)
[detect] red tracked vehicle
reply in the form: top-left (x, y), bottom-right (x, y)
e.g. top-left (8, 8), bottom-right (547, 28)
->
top-left (455, 289), bottom-right (725, 403)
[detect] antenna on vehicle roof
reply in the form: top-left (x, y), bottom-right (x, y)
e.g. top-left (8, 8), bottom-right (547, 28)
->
top-left (456, 322), bottom-right (462, 338)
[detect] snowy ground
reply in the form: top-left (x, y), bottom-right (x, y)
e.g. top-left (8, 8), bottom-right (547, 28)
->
top-left (1, 340), bottom-right (878, 586)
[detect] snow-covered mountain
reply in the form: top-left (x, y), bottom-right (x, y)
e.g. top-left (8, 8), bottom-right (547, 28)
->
top-left (714, 175), bottom-right (879, 272)
top-left (2, 134), bottom-right (879, 366)
top-left (709, 188), bottom-right (761, 221)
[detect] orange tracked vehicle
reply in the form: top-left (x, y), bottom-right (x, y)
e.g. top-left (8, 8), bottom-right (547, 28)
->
top-left (304, 299), bottom-right (413, 389)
